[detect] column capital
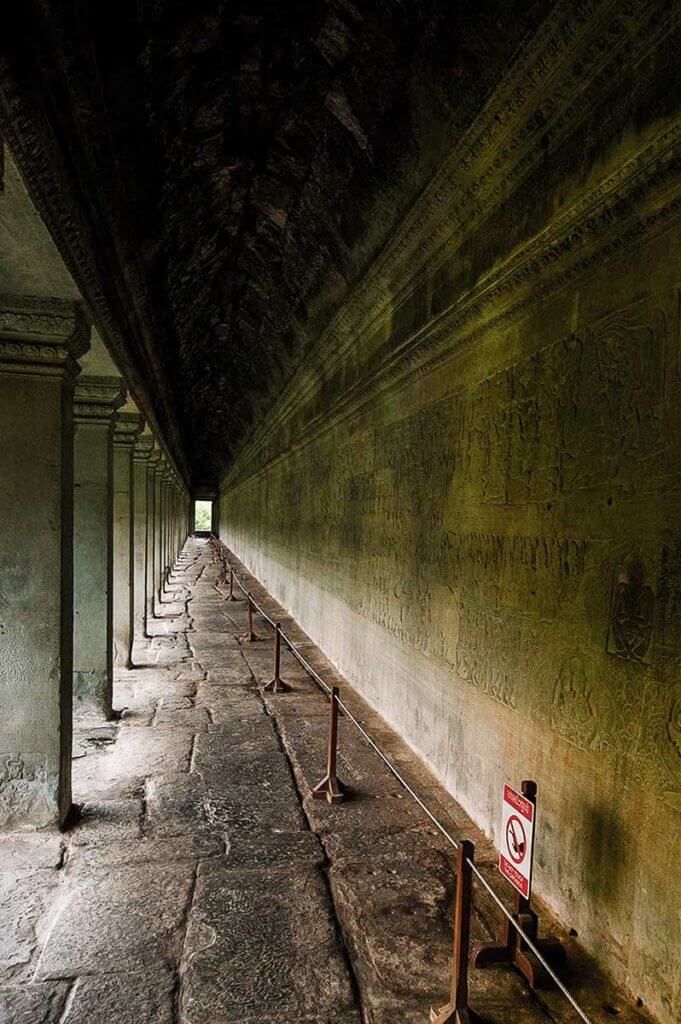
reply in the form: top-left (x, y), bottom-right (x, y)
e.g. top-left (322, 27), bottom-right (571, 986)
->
top-left (147, 445), bottom-right (162, 468)
top-left (113, 410), bottom-right (145, 447)
top-left (133, 431), bottom-right (155, 463)
top-left (74, 375), bottom-right (126, 424)
top-left (0, 294), bottom-right (90, 378)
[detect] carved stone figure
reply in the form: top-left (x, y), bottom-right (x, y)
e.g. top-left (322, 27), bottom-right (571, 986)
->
top-left (5, 755), bottom-right (23, 781)
top-left (606, 559), bottom-right (655, 664)
top-left (669, 687), bottom-right (681, 758)
top-left (551, 655), bottom-right (598, 749)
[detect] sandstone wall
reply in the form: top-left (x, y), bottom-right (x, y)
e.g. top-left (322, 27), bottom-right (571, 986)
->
top-left (219, 3), bottom-right (681, 1018)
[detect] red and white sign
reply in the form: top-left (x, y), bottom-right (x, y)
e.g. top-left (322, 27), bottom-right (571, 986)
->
top-left (499, 784), bottom-right (535, 898)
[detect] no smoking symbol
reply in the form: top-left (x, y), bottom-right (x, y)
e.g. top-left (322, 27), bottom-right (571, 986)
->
top-left (506, 814), bottom-right (527, 864)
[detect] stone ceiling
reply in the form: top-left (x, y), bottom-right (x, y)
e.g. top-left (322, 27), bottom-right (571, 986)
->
top-left (0, 0), bottom-right (552, 482)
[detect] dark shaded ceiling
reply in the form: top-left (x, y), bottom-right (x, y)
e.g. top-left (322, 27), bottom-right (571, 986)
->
top-left (0, 0), bottom-right (553, 483)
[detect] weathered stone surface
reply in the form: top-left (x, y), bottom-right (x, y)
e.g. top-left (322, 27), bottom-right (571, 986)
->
top-left (0, 870), bottom-right (61, 981)
top-left (224, 829), bottom-right (324, 871)
top-left (153, 704), bottom-right (211, 730)
top-left (0, 834), bottom-right (64, 873)
top-left (195, 732), bottom-right (294, 792)
top-left (69, 799), bottom-right (143, 845)
top-left (35, 864), bottom-right (195, 979)
top-left (196, 690), bottom-right (265, 724)
top-left (102, 726), bottom-right (195, 781)
top-left (0, 983), bottom-right (68, 1024)
top-left (327, 850), bottom-right (461, 1023)
top-left (204, 786), bottom-right (307, 835)
top-left (181, 862), bottom-right (356, 1024)
top-left (64, 970), bottom-right (175, 1024)
top-left (146, 773), bottom-right (209, 836)
top-left (66, 835), bottom-right (223, 873)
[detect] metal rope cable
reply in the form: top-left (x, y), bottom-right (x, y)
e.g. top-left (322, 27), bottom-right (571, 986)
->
top-left (464, 857), bottom-right (592, 1024)
top-left (219, 553), bottom-right (278, 627)
top-left (333, 701), bottom-right (592, 1024)
top-left (220, 549), bottom-right (593, 1024)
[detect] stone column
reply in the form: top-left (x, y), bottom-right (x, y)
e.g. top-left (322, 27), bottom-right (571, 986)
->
top-left (112, 411), bottom-right (143, 667)
top-left (132, 432), bottom-right (154, 652)
top-left (73, 376), bottom-right (125, 718)
top-left (152, 456), bottom-right (165, 612)
top-left (160, 473), bottom-right (168, 591)
top-left (145, 445), bottom-right (161, 632)
top-left (0, 295), bottom-right (89, 828)
top-left (167, 480), bottom-right (175, 577)
top-left (178, 488), bottom-right (185, 556)
top-left (171, 480), bottom-right (179, 567)
top-left (165, 472), bottom-right (173, 583)
top-left (161, 468), bottom-right (172, 593)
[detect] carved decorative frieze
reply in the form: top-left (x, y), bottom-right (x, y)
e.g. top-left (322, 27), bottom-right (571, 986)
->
top-left (113, 410), bottom-right (145, 447)
top-left (133, 432), bottom-right (155, 462)
top-left (669, 686), bottom-right (681, 759)
top-left (0, 294), bottom-right (90, 378)
top-left (148, 446), bottom-right (162, 468)
top-left (0, 751), bottom-right (58, 828)
top-left (74, 375), bottom-right (126, 423)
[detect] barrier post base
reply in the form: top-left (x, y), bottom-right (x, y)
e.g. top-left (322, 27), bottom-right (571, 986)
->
top-left (226, 569), bottom-right (241, 601)
top-left (310, 687), bottom-right (347, 804)
top-left (263, 675), bottom-right (291, 693)
top-left (472, 910), bottom-right (566, 990)
top-left (239, 630), bottom-right (263, 643)
top-left (430, 1005), bottom-right (483, 1024)
top-left (240, 597), bottom-right (263, 643)
top-left (263, 624), bottom-right (290, 692)
top-left (311, 773), bottom-right (347, 804)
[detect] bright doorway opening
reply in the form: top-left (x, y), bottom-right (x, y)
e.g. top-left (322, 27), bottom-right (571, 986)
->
top-left (194, 500), bottom-right (213, 533)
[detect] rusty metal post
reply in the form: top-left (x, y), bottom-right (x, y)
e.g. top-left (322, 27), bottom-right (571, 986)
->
top-left (263, 622), bottom-right (291, 693)
top-left (430, 840), bottom-right (478, 1024)
top-left (226, 566), bottom-right (239, 601)
top-left (311, 686), bottom-right (347, 804)
top-left (472, 780), bottom-right (566, 988)
top-left (239, 595), bottom-right (262, 643)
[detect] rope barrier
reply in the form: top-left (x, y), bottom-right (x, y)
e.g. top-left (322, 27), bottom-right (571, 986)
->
top-left (211, 539), bottom-right (593, 1024)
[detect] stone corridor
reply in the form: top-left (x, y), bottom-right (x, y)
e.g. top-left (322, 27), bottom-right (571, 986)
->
top-left (0, 540), bottom-right (652, 1024)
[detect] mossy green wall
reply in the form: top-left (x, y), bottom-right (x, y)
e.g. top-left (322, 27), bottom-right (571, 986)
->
top-left (220, 4), bottom-right (681, 1018)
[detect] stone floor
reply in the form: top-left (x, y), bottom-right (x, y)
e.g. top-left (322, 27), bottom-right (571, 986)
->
top-left (0, 539), bottom-right (656, 1024)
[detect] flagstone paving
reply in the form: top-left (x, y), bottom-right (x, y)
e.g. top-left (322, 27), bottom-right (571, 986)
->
top-left (0, 539), bottom-right (653, 1024)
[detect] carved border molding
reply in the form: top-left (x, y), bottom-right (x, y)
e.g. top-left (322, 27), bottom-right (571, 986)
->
top-left (0, 293), bottom-right (90, 377)
top-left (222, 0), bottom-right (681, 491)
top-left (113, 410), bottom-right (145, 447)
top-left (74, 375), bottom-right (126, 423)
top-left (133, 433), bottom-right (155, 462)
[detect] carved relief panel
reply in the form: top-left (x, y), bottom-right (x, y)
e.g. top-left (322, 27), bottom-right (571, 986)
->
top-left (606, 557), bottom-right (655, 665)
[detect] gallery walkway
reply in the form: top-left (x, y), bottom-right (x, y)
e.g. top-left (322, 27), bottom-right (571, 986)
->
top-left (0, 540), bottom-right (651, 1024)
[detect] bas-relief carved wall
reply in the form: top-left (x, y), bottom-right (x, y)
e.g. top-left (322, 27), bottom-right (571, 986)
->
top-left (224, 285), bottom-right (681, 781)
top-left (222, 273), bottom-right (681, 1016)
top-left (219, 4), bottom-right (681, 1018)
